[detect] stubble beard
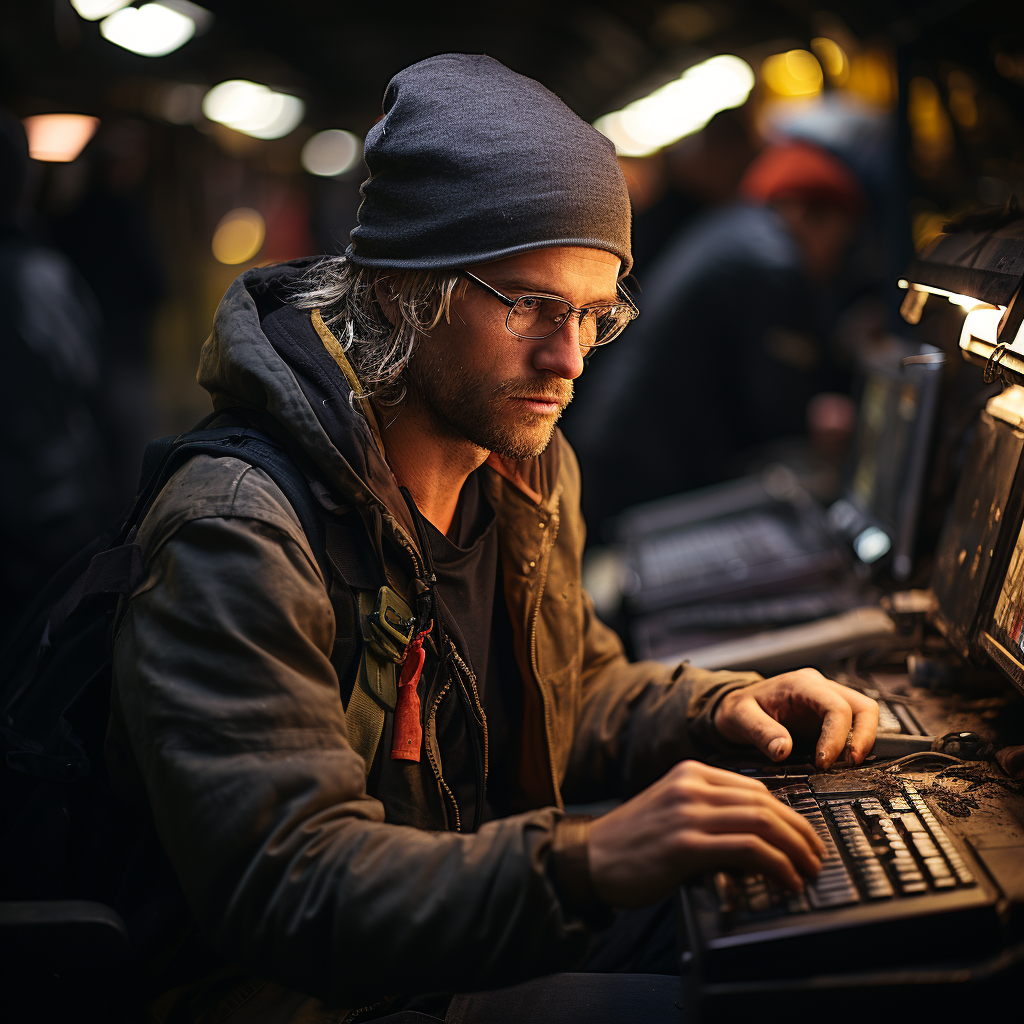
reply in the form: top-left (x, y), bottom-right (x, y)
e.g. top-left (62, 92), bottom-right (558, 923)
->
top-left (407, 354), bottom-right (573, 461)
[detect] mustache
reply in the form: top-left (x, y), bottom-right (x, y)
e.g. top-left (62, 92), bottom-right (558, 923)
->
top-left (492, 378), bottom-right (574, 407)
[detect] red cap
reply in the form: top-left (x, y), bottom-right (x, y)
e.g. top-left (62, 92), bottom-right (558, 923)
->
top-left (739, 141), bottom-right (866, 217)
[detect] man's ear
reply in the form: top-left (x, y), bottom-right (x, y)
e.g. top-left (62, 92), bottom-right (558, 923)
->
top-left (374, 276), bottom-right (400, 327)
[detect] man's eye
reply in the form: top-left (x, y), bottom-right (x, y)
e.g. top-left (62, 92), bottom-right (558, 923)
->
top-left (518, 296), bottom-right (542, 310)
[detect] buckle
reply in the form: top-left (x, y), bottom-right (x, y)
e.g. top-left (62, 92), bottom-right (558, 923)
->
top-left (368, 586), bottom-right (416, 662)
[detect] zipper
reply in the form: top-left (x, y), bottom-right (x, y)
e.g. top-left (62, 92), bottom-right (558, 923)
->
top-left (449, 642), bottom-right (488, 780)
top-left (528, 511), bottom-right (564, 809)
top-left (447, 641), bottom-right (488, 830)
top-left (424, 678), bottom-right (460, 832)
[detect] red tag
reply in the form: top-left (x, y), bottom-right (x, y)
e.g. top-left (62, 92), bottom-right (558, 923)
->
top-left (391, 631), bottom-right (428, 761)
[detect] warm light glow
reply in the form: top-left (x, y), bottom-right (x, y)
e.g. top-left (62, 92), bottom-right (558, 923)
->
top-left (594, 54), bottom-right (755, 158)
top-left (845, 49), bottom-right (896, 109)
top-left (301, 129), bottom-right (361, 177)
top-left (70, 0), bottom-right (130, 20)
top-left (961, 307), bottom-right (1004, 346)
top-left (203, 80), bottom-right (305, 140)
top-left (762, 49), bottom-right (824, 98)
top-left (908, 76), bottom-right (954, 172)
top-left (900, 279), bottom-right (1004, 312)
top-left (810, 37), bottom-right (849, 84)
top-left (212, 208), bottom-right (265, 265)
top-left (99, 2), bottom-right (198, 57)
top-left (22, 114), bottom-right (100, 162)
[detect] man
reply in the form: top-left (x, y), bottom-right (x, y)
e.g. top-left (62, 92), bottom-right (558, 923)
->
top-left (564, 140), bottom-right (866, 533)
top-left (108, 55), bottom-right (878, 1022)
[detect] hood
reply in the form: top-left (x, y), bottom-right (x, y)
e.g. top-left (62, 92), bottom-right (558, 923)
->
top-left (197, 261), bottom-right (561, 554)
top-left (198, 260), bottom-right (422, 548)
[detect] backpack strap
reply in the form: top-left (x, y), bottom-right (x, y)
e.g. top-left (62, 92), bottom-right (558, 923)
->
top-left (132, 425), bottom-right (331, 584)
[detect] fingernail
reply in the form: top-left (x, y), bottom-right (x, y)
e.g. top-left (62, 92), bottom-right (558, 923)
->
top-left (768, 738), bottom-right (787, 760)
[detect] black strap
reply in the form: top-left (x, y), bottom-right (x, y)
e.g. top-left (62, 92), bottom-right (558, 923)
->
top-left (129, 426), bottom-right (331, 585)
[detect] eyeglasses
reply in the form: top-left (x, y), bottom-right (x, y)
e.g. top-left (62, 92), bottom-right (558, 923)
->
top-left (459, 270), bottom-right (638, 348)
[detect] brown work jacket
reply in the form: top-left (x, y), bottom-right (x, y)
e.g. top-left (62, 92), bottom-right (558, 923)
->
top-left (107, 264), bottom-right (761, 1019)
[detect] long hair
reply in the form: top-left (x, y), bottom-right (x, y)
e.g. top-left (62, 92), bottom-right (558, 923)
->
top-left (290, 256), bottom-right (461, 404)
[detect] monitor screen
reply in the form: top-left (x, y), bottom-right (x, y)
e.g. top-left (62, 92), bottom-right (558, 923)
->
top-left (981, 511), bottom-right (1024, 695)
top-left (829, 341), bottom-right (943, 579)
top-left (846, 370), bottom-right (919, 534)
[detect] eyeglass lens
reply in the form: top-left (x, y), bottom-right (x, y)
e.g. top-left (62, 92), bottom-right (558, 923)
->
top-left (507, 296), bottom-right (631, 346)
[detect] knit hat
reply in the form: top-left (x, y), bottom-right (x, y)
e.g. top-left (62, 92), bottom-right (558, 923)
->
top-left (739, 141), bottom-right (867, 217)
top-left (347, 54), bottom-right (632, 275)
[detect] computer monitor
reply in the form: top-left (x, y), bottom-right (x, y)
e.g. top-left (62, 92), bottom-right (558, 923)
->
top-left (827, 340), bottom-right (944, 579)
top-left (977, 505), bottom-right (1024, 697)
top-left (931, 387), bottom-right (1024, 658)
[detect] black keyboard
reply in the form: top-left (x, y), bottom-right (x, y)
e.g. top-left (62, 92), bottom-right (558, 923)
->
top-left (717, 780), bottom-right (975, 919)
top-left (683, 774), bottom-right (998, 982)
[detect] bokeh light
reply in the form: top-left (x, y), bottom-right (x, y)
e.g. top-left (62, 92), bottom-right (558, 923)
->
top-left (811, 37), bottom-right (849, 85)
top-left (70, 0), bottom-right (131, 20)
top-left (202, 80), bottom-right (305, 140)
top-left (212, 208), bottom-right (265, 264)
top-left (99, 3), bottom-right (198, 57)
top-left (22, 114), bottom-right (101, 162)
top-left (594, 54), bottom-right (755, 158)
top-left (762, 50), bottom-right (824, 98)
top-left (301, 129), bottom-right (361, 177)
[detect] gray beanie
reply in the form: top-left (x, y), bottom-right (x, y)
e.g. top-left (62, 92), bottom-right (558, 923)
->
top-left (347, 53), bottom-right (632, 275)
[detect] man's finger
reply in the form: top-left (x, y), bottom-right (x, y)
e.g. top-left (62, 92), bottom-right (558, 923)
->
top-left (849, 702), bottom-right (880, 762)
top-left (686, 831), bottom-right (806, 892)
top-left (725, 695), bottom-right (794, 761)
top-left (692, 806), bottom-right (823, 877)
top-left (695, 785), bottom-right (827, 857)
top-left (670, 760), bottom-right (769, 792)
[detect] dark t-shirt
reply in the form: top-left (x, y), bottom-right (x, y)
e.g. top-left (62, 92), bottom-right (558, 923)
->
top-left (420, 470), bottom-right (521, 824)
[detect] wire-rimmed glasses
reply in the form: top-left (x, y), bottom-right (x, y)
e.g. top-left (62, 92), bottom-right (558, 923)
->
top-left (459, 270), bottom-right (638, 348)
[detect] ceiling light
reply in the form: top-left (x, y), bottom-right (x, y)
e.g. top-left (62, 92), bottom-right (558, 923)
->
top-left (202, 80), bottom-right (305, 140)
top-left (99, 2), bottom-right (201, 57)
top-left (70, 0), bottom-right (131, 20)
top-left (22, 114), bottom-right (100, 162)
top-left (212, 208), bottom-right (265, 265)
top-left (595, 54), bottom-right (755, 158)
top-left (301, 129), bottom-right (361, 176)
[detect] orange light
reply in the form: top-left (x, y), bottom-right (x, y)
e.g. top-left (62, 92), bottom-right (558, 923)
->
top-left (212, 208), bottom-right (265, 265)
top-left (22, 114), bottom-right (100, 162)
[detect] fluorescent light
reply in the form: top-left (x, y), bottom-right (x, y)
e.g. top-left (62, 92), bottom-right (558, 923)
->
top-left (595, 54), bottom-right (755, 157)
top-left (99, 2), bottom-right (198, 57)
top-left (22, 114), bottom-right (100, 162)
top-left (301, 129), bottom-right (361, 176)
top-left (212, 208), bottom-right (265, 265)
top-left (202, 80), bottom-right (305, 140)
top-left (71, 0), bottom-right (131, 20)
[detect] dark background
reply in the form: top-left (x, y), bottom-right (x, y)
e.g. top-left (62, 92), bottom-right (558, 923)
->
top-left (3, 0), bottom-right (1024, 449)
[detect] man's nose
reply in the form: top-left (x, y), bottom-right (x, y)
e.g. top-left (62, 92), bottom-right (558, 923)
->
top-left (531, 317), bottom-right (586, 380)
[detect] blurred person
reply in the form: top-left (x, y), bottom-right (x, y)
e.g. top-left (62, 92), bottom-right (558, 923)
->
top-left (46, 117), bottom-right (164, 508)
top-left (630, 104), bottom-right (761, 279)
top-left (0, 109), bottom-right (113, 647)
top-left (104, 57), bottom-right (877, 1023)
top-left (563, 141), bottom-right (866, 535)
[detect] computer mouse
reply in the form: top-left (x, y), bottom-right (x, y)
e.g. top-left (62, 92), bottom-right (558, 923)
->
top-left (934, 732), bottom-right (992, 759)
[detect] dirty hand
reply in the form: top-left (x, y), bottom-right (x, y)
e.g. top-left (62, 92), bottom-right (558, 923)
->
top-left (588, 760), bottom-right (825, 908)
top-left (713, 669), bottom-right (880, 770)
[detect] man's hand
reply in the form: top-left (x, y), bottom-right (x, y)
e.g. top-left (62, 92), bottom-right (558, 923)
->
top-left (713, 669), bottom-right (879, 769)
top-left (588, 761), bottom-right (825, 908)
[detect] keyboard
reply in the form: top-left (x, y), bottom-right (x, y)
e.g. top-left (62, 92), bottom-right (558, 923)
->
top-left (634, 512), bottom-right (807, 591)
top-left (682, 773), bottom-right (998, 982)
top-left (716, 780), bottom-right (974, 918)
